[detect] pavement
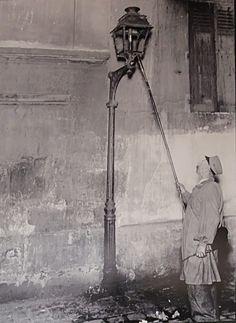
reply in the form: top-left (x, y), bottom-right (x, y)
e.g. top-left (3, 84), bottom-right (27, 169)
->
top-left (0, 277), bottom-right (235, 323)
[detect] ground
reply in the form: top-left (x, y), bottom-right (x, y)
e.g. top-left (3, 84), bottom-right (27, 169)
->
top-left (0, 275), bottom-right (235, 323)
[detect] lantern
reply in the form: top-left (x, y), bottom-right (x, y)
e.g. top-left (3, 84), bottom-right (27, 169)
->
top-left (111, 7), bottom-right (153, 61)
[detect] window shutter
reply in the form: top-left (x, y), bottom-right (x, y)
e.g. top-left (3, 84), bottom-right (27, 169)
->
top-left (217, 7), bottom-right (234, 35)
top-left (190, 3), bottom-right (214, 33)
top-left (189, 2), bottom-right (217, 111)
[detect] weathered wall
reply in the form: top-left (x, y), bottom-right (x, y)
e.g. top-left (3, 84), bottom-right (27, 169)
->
top-left (0, 0), bottom-right (110, 50)
top-left (0, 0), bottom-right (111, 300)
top-left (114, 0), bottom-right (235, 227)
top-left (112, 0), bottom-right (236, 284)
top-left (0, 0), bottom-right (235, 301)
top-left (0, 58), bottom-right (108, 300)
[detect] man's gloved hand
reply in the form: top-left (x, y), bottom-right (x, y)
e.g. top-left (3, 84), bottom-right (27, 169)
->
top-left (196, 243), bottom-right (207, 258)
top-left (176, 182), bottom-right (186, 193)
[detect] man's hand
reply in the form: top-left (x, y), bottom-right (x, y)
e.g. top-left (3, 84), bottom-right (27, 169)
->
top-left (176, 182), bottom-right (186, 193)
top-left (196, 243), bottom-right (207, 258)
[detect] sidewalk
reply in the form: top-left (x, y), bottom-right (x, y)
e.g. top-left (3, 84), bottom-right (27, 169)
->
top-left (0, 278), bottom-right (235, 323)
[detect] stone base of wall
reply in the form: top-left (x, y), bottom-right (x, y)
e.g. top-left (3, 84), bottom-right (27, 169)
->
top-left (0, 217), bottom-right (235, 303)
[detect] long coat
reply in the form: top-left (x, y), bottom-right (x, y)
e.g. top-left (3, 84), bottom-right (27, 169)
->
top-left (180, 178), bottom-right (224, 285)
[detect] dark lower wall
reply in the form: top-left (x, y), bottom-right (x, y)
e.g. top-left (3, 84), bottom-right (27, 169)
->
top-left (0, 216), bottom-right (235, 302)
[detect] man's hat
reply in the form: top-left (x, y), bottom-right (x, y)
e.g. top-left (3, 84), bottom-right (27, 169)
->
top-left (205, 155), bottom-right (223, 175)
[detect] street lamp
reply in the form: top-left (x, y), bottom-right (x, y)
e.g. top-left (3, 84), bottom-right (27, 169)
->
top-left (103, 7), bottom-right (152, 292)
top-left (112, 7), bottom-right (152, 62)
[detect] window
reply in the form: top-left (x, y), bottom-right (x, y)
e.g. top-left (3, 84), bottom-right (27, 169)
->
top-left (189, 1), bottom-right (235, 112)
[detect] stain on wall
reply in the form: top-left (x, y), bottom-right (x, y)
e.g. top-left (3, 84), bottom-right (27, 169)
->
top-left (9, 157), bottom-right (46, 198)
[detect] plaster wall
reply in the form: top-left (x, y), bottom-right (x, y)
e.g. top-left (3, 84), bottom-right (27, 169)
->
top-left (0, 0), bottom-right (110, 300)
top-left (113, 0), bottom-right (235, 227)
top-left (112, 0), bottom-right (236, 288)
top-left (0, 0), bottom-right (234, 301)
top-left (0, 0), bottom-right (110, 50)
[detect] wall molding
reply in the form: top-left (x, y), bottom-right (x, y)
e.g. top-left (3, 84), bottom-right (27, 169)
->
top-left (0, 47), bottom-right (110, 64)
top-left (119, 214), bottom-right (236, 229)
top-left (0, 93), bottom-right (72, 105)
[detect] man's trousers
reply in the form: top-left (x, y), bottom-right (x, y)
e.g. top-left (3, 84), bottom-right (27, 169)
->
top-left (187, 284), bottom-right (219, 322)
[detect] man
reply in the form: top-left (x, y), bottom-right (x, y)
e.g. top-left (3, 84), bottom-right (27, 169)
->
top-left (177, 155), bottom-right (224, 322)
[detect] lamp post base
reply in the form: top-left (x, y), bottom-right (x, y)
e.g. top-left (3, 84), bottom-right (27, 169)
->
top-left (102, 268), bottom-right (119, 295)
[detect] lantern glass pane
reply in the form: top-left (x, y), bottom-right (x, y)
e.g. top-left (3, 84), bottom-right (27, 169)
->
top-left (113, 33), bottom-right (124, 56)
top-left (132, 37), bottom-right (138, 52)
top-left (137, 37), bottom-right (145, 54)
top-left (136, 29), bottom-right (149, 55)
top-left (131, 29), bottom-right (138, 52)
top-left (122, 27), bottom-right (140, 54)
top-left (123, 28), bottom-right (129, 53)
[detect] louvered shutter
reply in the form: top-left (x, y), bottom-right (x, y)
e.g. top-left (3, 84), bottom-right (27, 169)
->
top-left (216, 4), bottom-right (235, 111)
top-left (190, 2), bottom-right (214, 32)
top-left (217, 7), bottom-right (234, 35)
top-left (189, 2), bottom-right (217, 111)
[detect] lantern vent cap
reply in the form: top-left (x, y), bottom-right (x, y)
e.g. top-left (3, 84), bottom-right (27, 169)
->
top-left (111, 6), bottom-right (153, 33)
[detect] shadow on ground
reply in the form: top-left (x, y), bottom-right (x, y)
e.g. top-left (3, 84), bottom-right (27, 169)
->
top-left (72, 272), bottom-right (235, 323)
top-left (0, 274), bottom-right (234, 323)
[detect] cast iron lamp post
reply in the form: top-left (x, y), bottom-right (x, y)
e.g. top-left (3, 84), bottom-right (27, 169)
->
top-left (103, 7), bottom-right (152, 291)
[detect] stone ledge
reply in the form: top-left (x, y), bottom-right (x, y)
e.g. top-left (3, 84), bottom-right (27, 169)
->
top-left (0, 46), bottom-right (110, 64)
top-left (118, 215), bottom-right (236, 228)
top-left (0, 93), bottom-right (72, 105)
top-left (167, 110), bottom-right (235, 132)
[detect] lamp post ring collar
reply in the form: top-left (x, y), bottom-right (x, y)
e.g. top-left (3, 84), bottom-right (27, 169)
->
top-left (106, 101), bottom-right (118, 109)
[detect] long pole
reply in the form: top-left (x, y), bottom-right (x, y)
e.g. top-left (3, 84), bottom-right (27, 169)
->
top-left (137, 57), bottom-right (185, 208)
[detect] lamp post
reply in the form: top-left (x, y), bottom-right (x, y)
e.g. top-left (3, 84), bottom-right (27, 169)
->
top-left (103, 7), bottom-right (152, 292)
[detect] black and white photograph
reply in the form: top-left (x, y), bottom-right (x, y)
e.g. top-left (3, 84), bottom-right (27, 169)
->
top-left (0, 0), bottom-right (235, 322)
